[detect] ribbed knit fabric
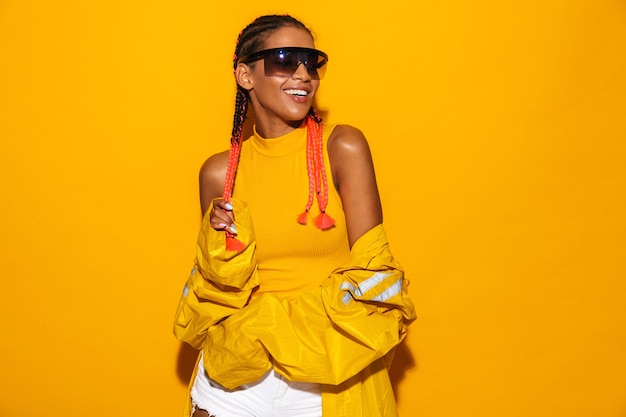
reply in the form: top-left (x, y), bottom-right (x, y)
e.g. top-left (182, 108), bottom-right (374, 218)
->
top-left (233, 122), bottom-right (351, 300)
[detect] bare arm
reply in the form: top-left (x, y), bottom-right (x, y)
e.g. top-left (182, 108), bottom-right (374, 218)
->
top-left (199, 150), bottom-right (236, 233)
top-left (327, 125), bottom-right (383, 247)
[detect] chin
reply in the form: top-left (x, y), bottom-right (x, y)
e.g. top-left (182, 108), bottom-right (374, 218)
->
top-left (285, 107), bottom-right (312, 122)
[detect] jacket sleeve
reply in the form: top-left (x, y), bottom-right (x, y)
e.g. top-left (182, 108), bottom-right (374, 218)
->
top-left (202, 224), bottom-right (416, 389)
top-left (172, 198), bottom-right (259, 349)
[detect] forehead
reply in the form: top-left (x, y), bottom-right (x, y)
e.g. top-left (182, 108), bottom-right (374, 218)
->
top-left (262, 26), bottom-right (315, 50)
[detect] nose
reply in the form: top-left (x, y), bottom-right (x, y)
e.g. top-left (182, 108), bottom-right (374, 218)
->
top-left (292, 62), bottom-right (311, 81)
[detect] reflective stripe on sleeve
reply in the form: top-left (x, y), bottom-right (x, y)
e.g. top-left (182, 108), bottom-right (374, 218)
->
top-left (340, 271), bottom-right (403, 305)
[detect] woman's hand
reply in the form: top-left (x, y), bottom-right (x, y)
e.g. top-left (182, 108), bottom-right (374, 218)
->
top-left (209, 199), bottom-right (237, 234)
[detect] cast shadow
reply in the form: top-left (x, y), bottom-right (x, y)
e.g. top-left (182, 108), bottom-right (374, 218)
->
top-left (389, 340), bottom-right (417, 403)
top-left (317, 108), bottom-right (329, 122)
top-left (176, 342), bottom-right (199, 385)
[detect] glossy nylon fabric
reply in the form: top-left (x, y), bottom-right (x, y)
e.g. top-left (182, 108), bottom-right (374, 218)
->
top-left (173, 200), bottom-right (416, 416)
top-left (174, 198), bottom-right (259, 350)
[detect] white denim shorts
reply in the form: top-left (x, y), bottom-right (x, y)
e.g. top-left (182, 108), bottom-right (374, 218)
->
top-left (191, 352), bottom-right (322, 417)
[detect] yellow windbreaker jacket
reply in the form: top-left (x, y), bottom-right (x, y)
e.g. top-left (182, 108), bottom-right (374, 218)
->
top-left (173, 198), bottom-right (416, 416)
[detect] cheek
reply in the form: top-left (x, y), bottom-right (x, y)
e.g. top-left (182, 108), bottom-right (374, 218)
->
top-left (310, 81), bottom-right (321, 96)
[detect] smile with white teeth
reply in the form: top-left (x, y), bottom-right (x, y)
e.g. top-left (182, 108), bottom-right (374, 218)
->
top-left (284, 89), bottom-right (308, 97)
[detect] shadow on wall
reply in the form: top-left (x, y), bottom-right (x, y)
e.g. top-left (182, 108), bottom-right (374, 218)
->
top-left (176, 342), bottom-right (199, 386)
top-left (389, 340), bottom-right (416, 403)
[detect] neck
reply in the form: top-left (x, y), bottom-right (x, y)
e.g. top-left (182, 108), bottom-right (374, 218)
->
top-left (254, 118), bottom-right (306, 139)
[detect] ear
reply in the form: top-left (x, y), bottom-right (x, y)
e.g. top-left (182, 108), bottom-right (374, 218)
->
top-left (235, 63), bottom-right (254, 91)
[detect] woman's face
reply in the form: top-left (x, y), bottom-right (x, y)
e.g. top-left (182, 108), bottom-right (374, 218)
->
top-left (241, 26), bottom-right (321, 133)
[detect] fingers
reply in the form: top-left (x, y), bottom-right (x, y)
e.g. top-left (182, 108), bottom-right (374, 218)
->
top-left (210, 199), bottom-right (237, 234)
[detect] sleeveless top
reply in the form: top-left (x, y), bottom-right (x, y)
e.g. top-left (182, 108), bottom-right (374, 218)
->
top-left (232, 122), bottom-right (351, 300)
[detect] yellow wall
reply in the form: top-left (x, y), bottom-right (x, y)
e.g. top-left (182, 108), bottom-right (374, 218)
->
top-left (1, 1), bottom-right (625, 416)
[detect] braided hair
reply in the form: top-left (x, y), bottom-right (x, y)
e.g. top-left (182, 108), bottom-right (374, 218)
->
top-left (224, 15), bottom-right (334, 230)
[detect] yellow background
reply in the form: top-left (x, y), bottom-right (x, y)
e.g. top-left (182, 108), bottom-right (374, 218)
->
top-left (1, 1), bottom-right (625, 416)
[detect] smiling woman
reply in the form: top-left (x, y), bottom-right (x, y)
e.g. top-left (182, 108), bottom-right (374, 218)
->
top-left (172, 14), bottom-right (416, 417)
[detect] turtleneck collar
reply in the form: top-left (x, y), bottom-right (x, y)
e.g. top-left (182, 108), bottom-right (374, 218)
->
top-left (250, 123), bottom-right (307, 157)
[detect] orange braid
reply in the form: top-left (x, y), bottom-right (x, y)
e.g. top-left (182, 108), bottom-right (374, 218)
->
top-left (297, 109), bottom-right (336, 230)
top-left (222, 89), bottom-right (247, 252)
top-left (223, 89), bottom-right (247, 201)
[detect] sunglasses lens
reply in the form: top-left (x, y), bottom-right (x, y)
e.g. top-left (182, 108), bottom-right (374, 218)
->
top-left (264, 49), bottom-right (327, 80)
top-left (310, 53), bottom-right (328, 80)
top-left (264, 52), bottom-right (298, 78)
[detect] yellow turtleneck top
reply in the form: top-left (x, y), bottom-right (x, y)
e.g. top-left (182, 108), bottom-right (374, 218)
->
top-left (232, 123), bottom-right (351, 300)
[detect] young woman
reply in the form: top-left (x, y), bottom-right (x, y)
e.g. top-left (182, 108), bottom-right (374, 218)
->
top-left (174, 14), bottom-right (416, 417)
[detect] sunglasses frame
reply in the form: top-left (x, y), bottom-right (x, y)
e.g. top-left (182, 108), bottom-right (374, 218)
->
top-left (237, 47), bottom-right (329, 80)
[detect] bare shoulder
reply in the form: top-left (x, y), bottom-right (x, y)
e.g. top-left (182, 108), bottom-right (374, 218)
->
top-left (326, 124), bottom-right (376, 191)
top-left (199, 149), bottom-right (229, 215)
top-left (327, 124), bottom-right (371, 158)
top-left (326, 124), bottom-right (382, 246)
top-left (199, 150), bottom-right (229, 190)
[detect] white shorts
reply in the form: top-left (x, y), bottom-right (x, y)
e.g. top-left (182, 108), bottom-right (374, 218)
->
top-left (191, 352), bottom-right (322, 417)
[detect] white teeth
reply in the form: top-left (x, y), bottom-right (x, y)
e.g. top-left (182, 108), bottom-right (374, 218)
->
top-left (284, 89), bottom-right (308, 97)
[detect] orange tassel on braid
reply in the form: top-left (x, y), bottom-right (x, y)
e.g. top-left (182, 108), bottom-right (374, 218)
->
top-left (297, 108), bottom-right (336, 230)
top-left (297, 114), bottom-right (316, 225)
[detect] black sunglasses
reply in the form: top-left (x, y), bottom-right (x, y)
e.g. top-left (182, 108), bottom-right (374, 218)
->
top-left (237, 47), bottom-right (329, 80)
